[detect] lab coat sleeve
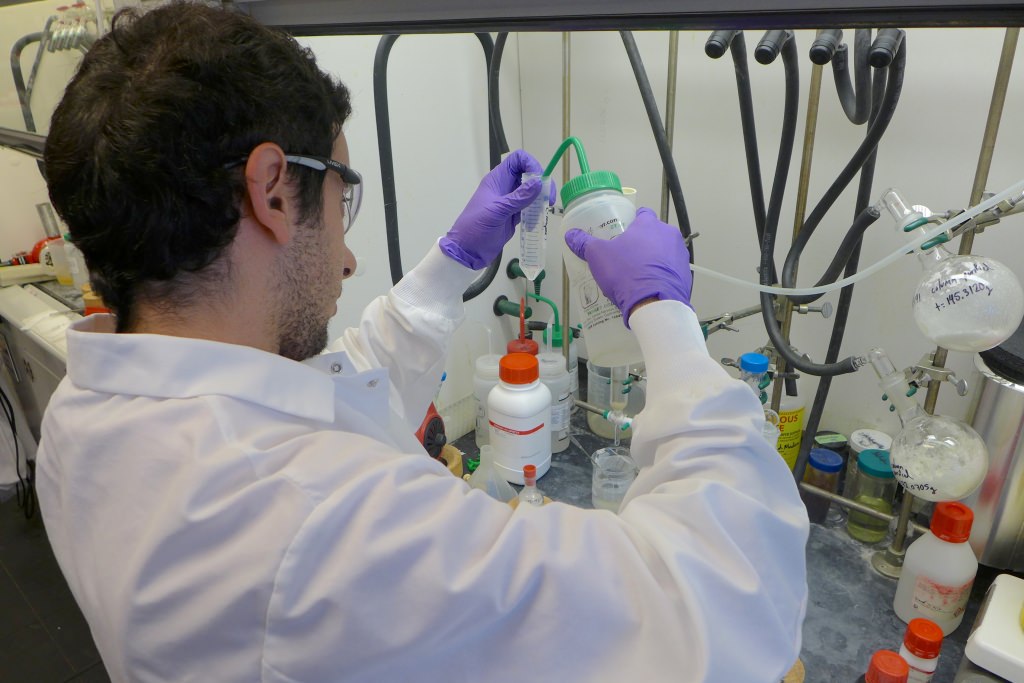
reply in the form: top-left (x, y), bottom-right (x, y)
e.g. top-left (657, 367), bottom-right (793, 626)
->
top-left (264, 299), bottom-right (809, 683)
top-left (327, 241), bottom-right (477, 426)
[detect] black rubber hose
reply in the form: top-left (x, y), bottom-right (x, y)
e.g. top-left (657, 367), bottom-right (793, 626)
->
top-left (705, 30), bottom-right (738, 59)
top-left (619, 31), bottom-right (693, 257)
top-left (830, 30), bottom-right (872, 125)
top-left (374, 33), bottom-right (505, 300)
top-left (760, 33), bottom-right (799, 290)
top-left (373, 35), bottom-right (403, 286)
top-left (781, 206), bottom-right (880, 305)
top-left (809, 29), bottom-right (843, 65)
top-left (792, 67), bottom-right (889, 484)
top-left (870, 29), bottom-right (905, 68)
top-left (487, 33), bottom-right (511, 156)
top-left (762, 41), bottom-right (905, 377)
top-left (730, 33), bottom-right (769, 259)
top-left (706, 31), bottom-right (768, 266)
top-left (756, 29), bottom-right (792, 64)
top-left (475, 33), bottom-right (500, 168)
top-left (462, 32), bottom-right (504, 302)
top-left (778, 41), bottom-right (905, 306)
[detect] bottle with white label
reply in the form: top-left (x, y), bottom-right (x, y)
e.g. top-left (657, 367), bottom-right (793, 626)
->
top-left (489, 353), bottom-right (552, 485)
top-left (560, 170), bottom-right (642, 368)
top-left (538, 352), bottom-right (570, 453)
top-left (473, 354), bottom-right (502, 446)
top-left (894, 502), bottom-right (978, 635)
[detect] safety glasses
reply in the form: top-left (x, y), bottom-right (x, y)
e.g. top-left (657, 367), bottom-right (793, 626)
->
top-left (284, 154), bottom-right (363, 234)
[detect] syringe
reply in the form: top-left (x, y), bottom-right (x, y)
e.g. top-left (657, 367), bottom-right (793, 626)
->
top-left (519, 172), bottom-right (552, 281)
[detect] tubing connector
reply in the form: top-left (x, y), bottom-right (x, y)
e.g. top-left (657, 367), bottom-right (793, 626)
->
top-left (602, 410), bottom-right (633, 433)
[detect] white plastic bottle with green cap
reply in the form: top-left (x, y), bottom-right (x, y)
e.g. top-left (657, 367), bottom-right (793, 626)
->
top-left (561, 171), bottom-right (642, 367)
top-left (549, 138), bottom-right (642, 368)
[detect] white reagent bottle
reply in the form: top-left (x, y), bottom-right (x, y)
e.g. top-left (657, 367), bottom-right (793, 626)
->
top-left (894, 501), bottom-right (978, 636)
top-left (489, 353), bottom-right (552, 485)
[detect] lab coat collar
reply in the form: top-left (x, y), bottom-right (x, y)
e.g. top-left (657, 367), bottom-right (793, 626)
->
top-left (64, 314), bottom-right (383, 425)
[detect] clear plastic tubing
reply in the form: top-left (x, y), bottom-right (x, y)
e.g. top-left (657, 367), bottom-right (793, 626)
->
top-left (690, 176), bottom-right (1024, 296)
top-left (518, 172), bottom-right (552, 281)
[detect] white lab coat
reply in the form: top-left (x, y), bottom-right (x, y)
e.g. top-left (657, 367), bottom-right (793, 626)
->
top-left (36, 243), bottom-right (809, 683)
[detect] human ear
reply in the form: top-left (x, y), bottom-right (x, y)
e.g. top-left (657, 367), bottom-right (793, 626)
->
top-left (244, 142), bottom-right (293, 246)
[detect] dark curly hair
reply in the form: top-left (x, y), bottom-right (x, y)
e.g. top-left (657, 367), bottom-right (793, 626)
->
top-left (43, 1), bottom-right (351, 330)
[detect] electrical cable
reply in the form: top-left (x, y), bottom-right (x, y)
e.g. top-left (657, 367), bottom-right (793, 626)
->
top-left (619, 31), bottom-right (693, 259)
top-left (0, 385), bottom-right (33, 519)
top-left (792, 66), bottom-right (889, 484)
top-left (373, 33), bottom-right (504, 300)
top-left (761, 39), bottom-right (906, 377)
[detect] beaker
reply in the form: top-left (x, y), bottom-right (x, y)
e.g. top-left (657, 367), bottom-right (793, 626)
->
top-left (591, 446), bottom-right (638, 512)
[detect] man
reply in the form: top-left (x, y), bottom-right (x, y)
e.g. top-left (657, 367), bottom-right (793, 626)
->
top-left (38, 3), bottom-right (809, 682)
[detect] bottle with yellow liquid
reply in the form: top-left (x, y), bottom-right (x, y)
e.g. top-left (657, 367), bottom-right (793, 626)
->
top-left (776, 391), bottom-right (805, 470)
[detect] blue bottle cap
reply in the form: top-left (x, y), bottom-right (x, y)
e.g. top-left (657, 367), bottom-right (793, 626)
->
top-left (739, 352), bottom-right (770, 374)
top-left (857, 449), bottom-right (894, 479)
top-left (808, 447), bottom-right (844, 473)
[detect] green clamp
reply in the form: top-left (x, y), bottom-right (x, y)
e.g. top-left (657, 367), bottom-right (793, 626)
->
top-left (919, 233), bottom-right (951, 251)
top-left (902, 217), bottom-right (932, 233)
top-left (493, 295), bottom-right (532, 319)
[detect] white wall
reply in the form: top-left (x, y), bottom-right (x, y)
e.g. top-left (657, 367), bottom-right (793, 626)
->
top-left (2, 18), bottom-right (1022, 443)
top-left (0, 1), bottom-right (85, 259)
top-left (302, 33), bottom-right (528, 432)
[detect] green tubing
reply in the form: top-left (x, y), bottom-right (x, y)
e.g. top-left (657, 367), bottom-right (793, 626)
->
top-left (526, 292), bottom-right (560, 330)
top-left (543, 136), bottom-right (590, 178)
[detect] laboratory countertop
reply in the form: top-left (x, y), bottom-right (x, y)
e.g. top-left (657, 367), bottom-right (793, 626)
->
top-left (452, 404), bottom-right (1016, 682)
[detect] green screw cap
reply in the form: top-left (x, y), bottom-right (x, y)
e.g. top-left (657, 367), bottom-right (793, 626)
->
top-left (560, 170), bottom-right (623, 208)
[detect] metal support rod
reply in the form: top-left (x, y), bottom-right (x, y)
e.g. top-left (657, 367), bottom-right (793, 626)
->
top-left (575, 399), bottom-right (604, 416)
top-left (770, 64), bottom-right (823, 413)
top-left (659, 30), bottom-right (679, 223)
top-left (882, 26), bottom-right (1019, 573)
top-left (799, 482), bottom-right (929, 537)
top-left (561, 32), bottom-right (572, 373)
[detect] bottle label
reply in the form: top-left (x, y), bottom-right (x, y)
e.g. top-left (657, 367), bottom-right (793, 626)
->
top-left (490, 421), bottom-right (545, 436)
top-left (489, 407), bottom-right (549, 466)
top-left (551, 393), bottom-right (570, 440)
top-left (815, 434), bottom-right (847, 445)
top-left (776, 406), bottom-right (805, 469)
top-left (911, 574), bottom-right (973, 623)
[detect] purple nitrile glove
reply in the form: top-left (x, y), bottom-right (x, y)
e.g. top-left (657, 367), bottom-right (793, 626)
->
top-left (564, 207), bottom-right (692, 327)
top-left (439, 149), bottom-right (544, 270)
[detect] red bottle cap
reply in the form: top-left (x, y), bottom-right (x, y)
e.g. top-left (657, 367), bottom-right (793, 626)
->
top-left (930, 502), bottom-right (974, 543)
top-left (499, 353), bottom-right (539, 384)
top-left (866, 650), bottom-right (909, 683)
top-left (506, 338), bottom-right (539, 355)
top-left (903, 618), bottom-right (943, 659)
top-left (523, 464), bottom-right (537, 484)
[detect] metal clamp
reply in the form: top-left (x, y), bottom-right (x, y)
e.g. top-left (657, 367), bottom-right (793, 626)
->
top-left (793, 301), bottom-right (833, 319)
top-left (908, 352), bottom-right (970, 396)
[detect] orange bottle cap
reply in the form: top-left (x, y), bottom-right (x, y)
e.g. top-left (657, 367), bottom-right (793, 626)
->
top-left (903, 618), bottom-right (943, 659)
top-left (499, 353), bottom-right (539, 384)
top-left (506, 338), bottom-right (539, 355)
top-left (931, 502), bottom-right (973, 543)
top-left (866, 650), bottom-right (909, 683)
